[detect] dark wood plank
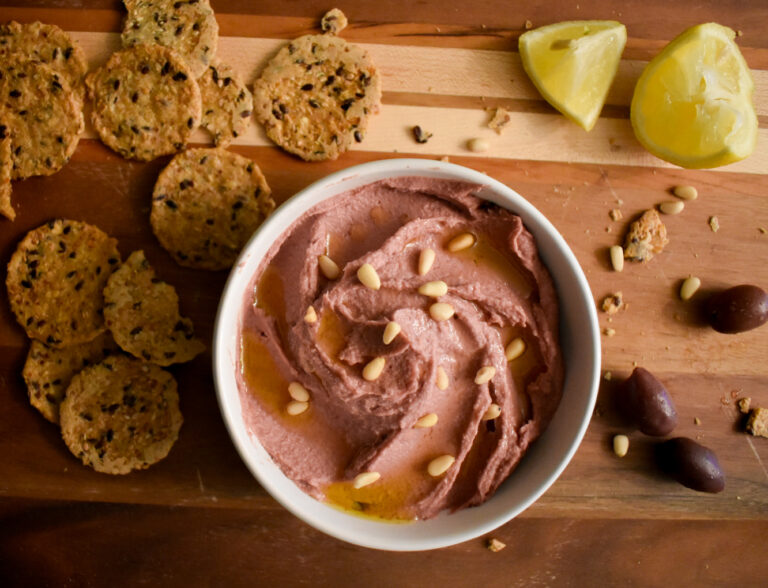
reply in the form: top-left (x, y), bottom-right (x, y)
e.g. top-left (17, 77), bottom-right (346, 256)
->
top-left (2, 499), bottom-right (767, 587)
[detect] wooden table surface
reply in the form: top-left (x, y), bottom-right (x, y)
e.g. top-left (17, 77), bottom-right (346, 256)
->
top-left (1, 0), bottom-right (767, 585)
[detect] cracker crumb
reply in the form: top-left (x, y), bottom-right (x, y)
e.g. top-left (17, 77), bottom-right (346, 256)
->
top-left (321, 9), bottom-right (348, 34)
top-left (603, 327), bottom-right (616, 337)
top-left (524, 20), bottom-right (533, 30)
top-left (758, 227), bottom-right (766, 235)
top-left (609, 208), bottom-right (623, 222)
top-left (708, 216), bottom-right (720, 233)
top-left (486, 538), bottom-right (506, 552)
top-left (601, 292), bottom-right (624, 315)
top-left (694, 417), bottom-right (702, 425)
top-left (746, 407), bottom-right (768, 438)
top-left (488, 107), bottom-right (512, 134)
top-left (738, 397), bottom-right (752, 414)
top-left (623, 209), bottom-right (668, 262)
top-left (603, 371), bottom-right (612, 381)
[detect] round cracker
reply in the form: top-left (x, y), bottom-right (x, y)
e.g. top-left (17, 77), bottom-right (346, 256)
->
top-left (0, 21), bottom-right (88, 97)
top-left (86, 44), bottom-right (201, 161)
top-left (23, 332), bottom-right (119, 424)
top-left (103, 250), bottom-right (205, 365)
top-left (0, 57), bottom-right (84, 180)
top-left (6, 219), bottom-right (121, 347)
top-left (121, 0), bottom-right (218, 79)
top-left (199, 61), bottom-right (253, 146)
top-left (60, 354), bottom-right (182, 475)
top-left (252, 34), bottom-right (381, 161)
top-left (0, 129), bottom-right (12, 220)
top-left (150, 148), bottom-right (274, 270)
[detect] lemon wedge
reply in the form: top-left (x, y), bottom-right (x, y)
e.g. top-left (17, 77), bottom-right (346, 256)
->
top-left (519, 20), bottom-right (627, 131)
top-left (630, 23), bottom-right (757, 169)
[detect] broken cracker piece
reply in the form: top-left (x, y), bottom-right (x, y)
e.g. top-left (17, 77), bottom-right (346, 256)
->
top-left (738, 397), bottom-right (752, 414)
top-left (486, 538), bottom-right (506, 552)
top-left (601, 292), bottom-right (624, 315)
top-left (746, 407), bottom-right (768, 438)
top-left (321, 8), bottom-right (348, 35)
top-left (623, 209), bottom-right (668, 262)
top-left (488, 107), bottom-right (512, 134)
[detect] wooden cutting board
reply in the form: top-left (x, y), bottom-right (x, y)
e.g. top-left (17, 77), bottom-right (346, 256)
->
top-left (1, 1), bottom-right (766, 585)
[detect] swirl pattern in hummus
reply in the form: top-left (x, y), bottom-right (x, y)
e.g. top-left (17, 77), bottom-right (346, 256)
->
top-left (238, 177), bottom-right (564, 520)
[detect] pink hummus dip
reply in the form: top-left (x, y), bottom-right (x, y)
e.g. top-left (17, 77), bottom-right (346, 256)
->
top-left (237, 176), bottom-right (564, 520)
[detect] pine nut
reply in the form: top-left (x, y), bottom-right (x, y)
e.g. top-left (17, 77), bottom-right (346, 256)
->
top-left (288, 382), bottom-right (310, 402)
top-left (418, 248), bottom-right (436, 275)
top-left (673, 185), bottom-right (698, 200)
top-left (418, 280), bottom-right (448, 297)
top-left (482, 403), bottom-right (501, 420)
top-left (613, 434), bottom-right (629, 457)
top-left (505, 337), bottom-right (526, 361)
top-left (362, 356), bottom-right (386, 381)
top-left (414, 413), bottom-right (439, 428)
top-left (474, 366), bottom-right (496, 385)
top-left (447, 232), bottom-right (476, 252)
top-left (318, 254), bottom-right (341, 279)
top-left (436, 366), bottom-right (449, 390)
top-left (609, 245), bottom-right (624, 272)
top-left (286, 400), bottom-right (309, 416)
top-left (357, 263), bottom-right (381, 290)
top-left (680, 276), bottom-right (701, 301)
top-left (659, 200), bottom-right (684, 215)
top-left (353, 471), bottom-right (381, 489)
top-left (467, 138), bottom-right (489, 153)
top-left (429, 302), bottom-right (455, 321)
top-left (383, 321), bottom-right (401, 344)
top-left (304, 306), bottom-right (317, 323)
top-left (428, 454), bottom-right (455, 477)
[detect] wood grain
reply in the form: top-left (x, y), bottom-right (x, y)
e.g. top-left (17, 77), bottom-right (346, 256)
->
top-left (1, 0), bottom-right (767, 583)
top-left (2, 498), bottom-right (767, 587)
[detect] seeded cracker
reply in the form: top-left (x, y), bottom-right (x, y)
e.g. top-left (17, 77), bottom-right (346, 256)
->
top-left (321, 9), bottom-right (348, 35)
top-left (151, 148), bottom-right (274, 270)
top-left (103, 250), bottom-right (205, 365)
top-left (23, 332), bottom-right (119, 424)
top-left (0, 129), bottom-right (12, 220)
top-left (253, 34), bottom-right (381, 161)
top-left (86, 44), bottom-right (201, 161)
top-left (121, 0), bottom-right (218, 79)
top-left (623, 209), bottom-right (669, 262)
top-left (0, 21), bottom-right (88, 98)
top-left (0, 57), bottom-right (84, 180)
top-left (60, 355), bottom-right (182, 475)
top-left (6, 220), bottom-right (121, 347)
top-left (198, 61), bottom-right (253, 146)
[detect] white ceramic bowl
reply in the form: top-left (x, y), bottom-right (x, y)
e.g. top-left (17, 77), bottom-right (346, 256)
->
top-left (213, 158), bottom-right (600, 551)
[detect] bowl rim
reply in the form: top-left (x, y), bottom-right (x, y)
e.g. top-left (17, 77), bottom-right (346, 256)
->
top-left (213, 158), bottom-right (601, 551)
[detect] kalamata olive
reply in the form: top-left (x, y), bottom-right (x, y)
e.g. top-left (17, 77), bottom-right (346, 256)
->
top-left (618, 367), bottom-right (678, 436)
top-left (656, 437), bottom-right (725, 493)
top-left (707, 284), bottom-right (768, 334)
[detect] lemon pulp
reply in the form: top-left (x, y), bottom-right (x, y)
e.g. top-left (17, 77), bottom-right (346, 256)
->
top-left (630, 22), bottom-right (757, 169)
top-left (519, 20), bottom-right (627, 131)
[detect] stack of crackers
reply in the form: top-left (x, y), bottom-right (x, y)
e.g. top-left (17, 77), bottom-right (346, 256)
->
top-left (7, 220), bottom-right (204, 474)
